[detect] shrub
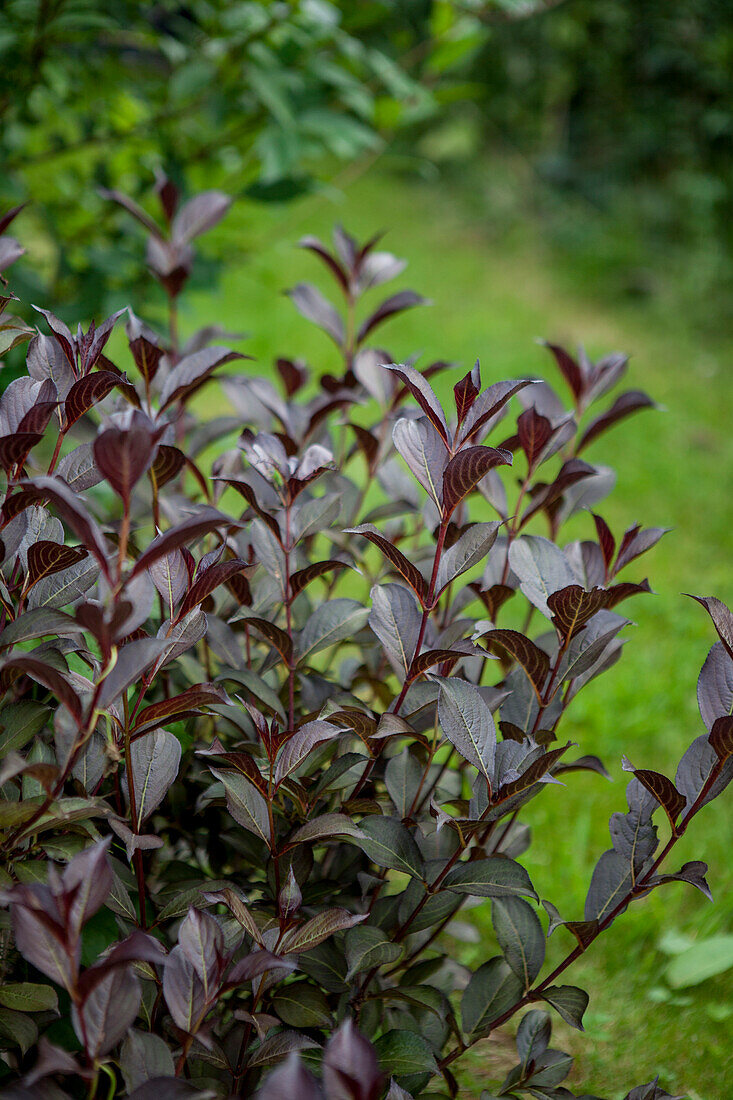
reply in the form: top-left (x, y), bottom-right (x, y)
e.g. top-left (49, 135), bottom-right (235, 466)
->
top-left (0, 187), bottom-right (731, 1100)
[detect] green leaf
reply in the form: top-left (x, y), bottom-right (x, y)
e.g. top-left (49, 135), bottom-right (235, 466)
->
top-left (210, 767), bottom-right (270, 846)
top-left (217, 666), bottom-right (286, 721)
top-left (0, 701), bottom-right (50, 758)
top-left (0, 1006), bottom-right (37, 1053)
top-left (492, 897), bottom-right (545, 988)
top-left (540, 985), bottom-right (589, 1031)
top-left (270, 981), bottom-right (333, 1028)
top-left (0, 607), bottom-right (83, 647)
top-left (444, 857), bottom-right (538, 901)
top-left (664, 935), bottom-right (733, 989)
top-left (462, 956), bottom-right (524, 1037)
top-left (298, 599), bottom-right (370, 663)
top-left (374, 1029), bottom-right (438, 1076)
top-left (279, 908), bottom-right (366, 954)
top-left (385, 748), bottom-right (423, 817)
top-left (357, 815), bottom-right (425, 879)
top-left (288, 813), bottom-right (365, 846)
top-left (0, 982), bottom-right (58, 1012)
top-left (345, 925), bottom-right (403, 978)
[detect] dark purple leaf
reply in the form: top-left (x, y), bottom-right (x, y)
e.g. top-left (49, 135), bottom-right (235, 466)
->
top-left (256, 1053), bottom-right (323, 1100)
top-left (72, 965), bottom-right (141, 1057)
top-left (178, 559), bottom-right (249, 619)
top-left (32, 307), bottom-right (76, 369)
top-left (132, 684), bottom-right (227, 737)
top-left (577, 390), bottom-right (656, 453)
top-left (709, 714), bottom-right (733, 761)
top-left (626, 765), bottom-right (686, 827)
top-left (454, 361), bottom-right (481, 424)
top-left (517, 406), bottom-right (554, 469)
top-left (287, 283), bottom-right (344, 347)
top-left (227, 949), bottom-right (293, 985)
top-left (171, 191), bottom-right (231, 245)
top-left (459, 378), bottom-right (536, 444)
top-left (442, 446), bottom-right (512, 518)
top-left (541, 342), bottom-right (584, 401)
top-left (686, 595), bottom-right (733, 662)
top-left (299, 235), bottom-right (349, 292)
top-left (130, 508), bottom-right (238, 578)
top-left (125, 729), bottom-right (182, 826)
top-left (322, 1019), bottom-right (383, 1100)
top-left (481, 629), bottom-right (550, 699)
top-left (64, 371), bottom-right (119, 427)
top-left (0, 655), bottom-right (83, 723)
top-left (100, 187), bottom-right (163, 237)
top-left (178, 907), bottom-right (224, 991)
top-left (386, 363), bottom-right (448, 442)
top-left (614, 525), bottom-right (669, 574)
top-left (357, 290), bottom-right (426, 344)
top-left (0, 433), bottom-right (42, 473)
top-left (158, 347), bottom-right (247, 411)
top-left (547, 585), bottom-right (610, 640)
top-left (93, 416), bottom-right (165, 502)
top-left (697, 642), bottom-right (733, 731)
top-left (347, 524), bottom-right (426, 602)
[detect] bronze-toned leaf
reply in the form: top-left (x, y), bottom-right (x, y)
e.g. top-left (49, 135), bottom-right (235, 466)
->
top-left (64, 371), bottom-right (119, 427)
top-left (577, 390), bottom-right (656, 453)
top-left (631, 767), bottom-right (686, 827)
top-left (247, 617), bottom-right (293, 664)
top-left (347, 524), bottom-right (426, 602)
top-left (517, 406), bottom-right (554, 469)
top-left (547, 585), bottom-right (609, 640)
top-left (26, 541), bottom-right (87, 588)
top-left (290, 560), bottom-right (349, 597)
top-left (708, 715), bottom-right (733, 762)
top-left (442, 445), bottom-right (512, 518)
top-left (481, 629), bottom-right (550, 699)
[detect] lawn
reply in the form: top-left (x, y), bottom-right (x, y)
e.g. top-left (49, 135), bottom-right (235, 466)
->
top-left (172, 161), bottom-right (732, 1098)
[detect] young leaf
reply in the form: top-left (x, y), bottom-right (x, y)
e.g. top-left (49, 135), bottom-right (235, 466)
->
top-left (386, 363), bottom-right (448, 442)
top-left (577, 390), bottom-right (656, 453)
top-left (357, 290), bottom-right (426, 343)
top-left (392, 416), bottom-right (448, 507)
top-left (287, 283), bottom-right (344, 347)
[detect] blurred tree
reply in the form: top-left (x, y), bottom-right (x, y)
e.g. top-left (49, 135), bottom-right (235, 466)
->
top-left (462, 0), bottom-right (733, 311)
top-left (0, 0), bottom-right (553, 317)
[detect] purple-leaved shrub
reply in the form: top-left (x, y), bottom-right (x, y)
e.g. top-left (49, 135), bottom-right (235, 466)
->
top-left (0, 185), bottom-right (730, 1100)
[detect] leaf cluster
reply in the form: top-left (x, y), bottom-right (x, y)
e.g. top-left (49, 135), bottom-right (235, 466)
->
top-left (0, 195), bottom-right (729, 1099)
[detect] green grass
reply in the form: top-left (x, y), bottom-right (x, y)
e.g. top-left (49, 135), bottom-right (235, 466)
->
top-left (179, 163), bottom-right (733, 1098)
